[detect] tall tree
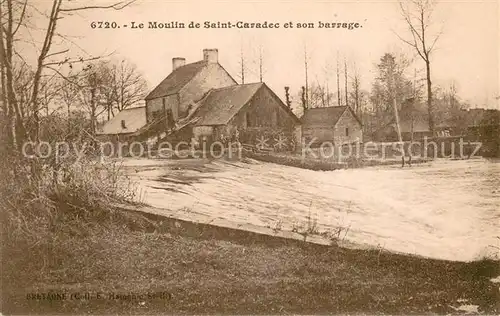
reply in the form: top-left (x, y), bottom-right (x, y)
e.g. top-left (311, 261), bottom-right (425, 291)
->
top-left (344, 58), bottom-right (348, 108)
top-left (336, 52), bottom-right (341, 106)
top-left (78, 61), bottom-right (129, 135)
top-left (349, 63), bottom-right (365, 118)
top-left (308, 81), bottom-right (327, 108)
top-left (39, 76), bottom-right (63, 116)
top-left (258, 44), bottom-right (264, 83)
top-left (370, 53), bottom-right (413, 131)
top-left (432, 81), bottom-right (464, 129)
top-left (301, 86), bottom-right (307, 112)
top-left (59, 73), bottom-right (83, 133)
top-left (90, 59), bottom-right (147, 120)
top-left (0, 0), bottom-right (135, 148)
top-left (303, 44), bottom-right (309, 108)
top-left (238, 43), bottom-right (245, 84)
top-left (112, 59), bottom-right (147, 112)
top-left (398, 0), bottom-right (443, 135)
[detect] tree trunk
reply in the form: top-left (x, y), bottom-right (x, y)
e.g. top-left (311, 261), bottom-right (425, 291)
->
top-left (426, 60), bottom-right (434, 136)
top-left (344, 59), bottom-right (348, 107)
top-left (393, 95), bottom-right (404, 167)
top-left (67, 104), bottom-right (71, 133)
top-left (393, 95), bottom-right (403, 143)
top-left (259, 48), bottom-right (263, 83)
top-left (391, 70), bottom-right (403, 166)
top-left (336, 54), bottom-right (341, 106)
top-left (90, 88), bottom-right (96, 135)
top-left (304, 50), bottom-right (308, 107)
top-left (301, 86), bottom-right (307, 111)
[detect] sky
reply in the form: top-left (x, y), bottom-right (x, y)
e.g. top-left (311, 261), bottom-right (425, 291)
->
top-left (27, 0), bottom-right (499, 109)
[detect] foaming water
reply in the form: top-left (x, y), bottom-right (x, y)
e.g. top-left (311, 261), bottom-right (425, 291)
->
top-left (125, 157), bottom-right (500, 261)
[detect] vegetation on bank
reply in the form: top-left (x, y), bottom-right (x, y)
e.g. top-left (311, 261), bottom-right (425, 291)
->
top-left (2, 200), bottom-right (499, 314)
top-left (246, 150), bottom-right (432, 171)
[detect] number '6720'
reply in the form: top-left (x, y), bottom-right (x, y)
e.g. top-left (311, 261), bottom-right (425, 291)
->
top-left (90, 21), bottom-right (119, 29)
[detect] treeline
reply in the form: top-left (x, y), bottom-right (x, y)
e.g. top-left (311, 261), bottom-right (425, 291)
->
top-left (1, 0), bottom-right (148, 151)
top-left (282, 52), bottom-right (468, 139)
top-left (275, 0), bottom-right (472, 141)
top-left (2, 57), bottom-right (147, 145)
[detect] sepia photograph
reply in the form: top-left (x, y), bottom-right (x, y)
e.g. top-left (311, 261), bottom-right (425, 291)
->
top-left (0, 0), bottom-right (499, 314)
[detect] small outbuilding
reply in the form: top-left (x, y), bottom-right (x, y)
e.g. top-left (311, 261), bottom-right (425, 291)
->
top-left (300, 106), bottom-right (363, 146)
top-left (96, 106), bottom-right (146, 141)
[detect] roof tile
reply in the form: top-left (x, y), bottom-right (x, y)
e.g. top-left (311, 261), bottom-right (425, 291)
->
top-left (97, 106), bottom-right (146, 135)
top-left (193, 83), bottom-right (263, 126)
top-left (145, 60), bottom-right (207, 100)
top-left (301, 106), bottom-right (349, 126)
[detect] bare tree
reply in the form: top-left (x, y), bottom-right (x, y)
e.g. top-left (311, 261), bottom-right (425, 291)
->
top-left (303, 44), bottom-right (309, 108)
top-left (258, 45), bottom-right (264, 82)
top-left (336, 52), bottom-right (341, 106)
top-left (301, 86), bottom-right (307, 112)
top-left (12, 62), bottom-right (33, 120)
top-left (59, 72), bottom-right (83, 132)
top-left (94, 59), bottom-right (147, 119)
top-left (321, 61), bottom-right (333, 107)
top-left (111, 60), bottom-right (148, 112)
top-left (350, 63), bottom-right (361, 116)
top-left (39, 76), bottom-right (63, 116)
top-left (0, 0), bottom-right (135, 148)
top-left (0, 0), bottom-right (29, 148)
top-left (237, 43), bottom-right (246, 84)
top-left (308, 81), bottom-right (327, 108)
top-left (326, 81), bottom-right (330, 107)
top-left (79, 62), bottom-right (110, 135)
top-left (344, 58), bottom-right (348, 108)
top-left (397, 0), bottom-right (443, 135)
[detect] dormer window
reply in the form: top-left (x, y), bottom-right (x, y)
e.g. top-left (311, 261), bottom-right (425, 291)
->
top-left (121, 120), bottom-right (126, 129)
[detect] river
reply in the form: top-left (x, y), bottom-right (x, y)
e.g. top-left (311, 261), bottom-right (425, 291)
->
top-left (122, 157), bottom-right (500, 262)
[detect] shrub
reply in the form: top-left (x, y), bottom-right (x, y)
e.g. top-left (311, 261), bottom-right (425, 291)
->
top-left (0, 145), bottom-right (139, 252)
top-left (0, 144), bottom-right (141, 295)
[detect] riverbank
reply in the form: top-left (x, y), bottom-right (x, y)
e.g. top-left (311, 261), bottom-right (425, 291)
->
top-left (246, 151), bottom-right (432, 170)
top-left (2, 205), bottom-right (499, 315)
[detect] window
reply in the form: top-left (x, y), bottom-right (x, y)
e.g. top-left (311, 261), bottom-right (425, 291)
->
top-left (166, 108), bottom-right (174, 129)
top-left (345, 127), bottom-right (349, 136)
top-left (121, 120), bottom-right (126, 129)
top-left (272, 109), bottom-right (279, 126)
top-left (244, 113), bottom-right (251, 128)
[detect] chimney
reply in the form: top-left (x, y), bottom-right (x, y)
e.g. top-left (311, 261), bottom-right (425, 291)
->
top-left (203, 48), bottom-right (218, 64)
top-left (121, 120), bottom-right (126, 129)
top-left (172, 57), bottom-right (186, 71)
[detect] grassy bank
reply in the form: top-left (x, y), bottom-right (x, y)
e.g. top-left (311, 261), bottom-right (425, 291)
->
top-left (1, 148), bottom-right (498, 314)
top-left (2, 204), bottom-right (499, 315)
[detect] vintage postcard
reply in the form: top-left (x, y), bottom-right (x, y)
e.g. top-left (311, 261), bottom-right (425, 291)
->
top-left (1, 0), bottom-right (499, 314)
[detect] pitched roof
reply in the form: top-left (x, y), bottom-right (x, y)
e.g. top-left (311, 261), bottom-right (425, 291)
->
top-left (145, 60), bottom-right (207, 100)
top-left (301, 106), bottom-right (361, 126)
top-left (96, 106), bottom-right (146, 135)
top-left (193, 83), bottom-right (264, 126)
